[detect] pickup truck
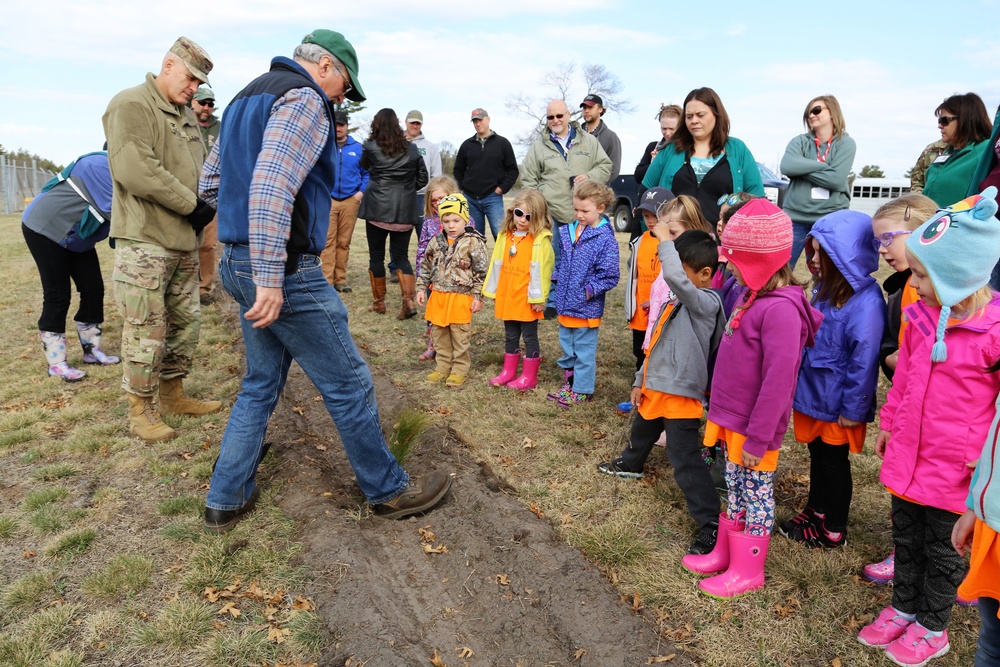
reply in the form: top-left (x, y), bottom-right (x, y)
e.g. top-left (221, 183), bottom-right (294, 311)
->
top-left (609, 163), bottom-right (789, 233)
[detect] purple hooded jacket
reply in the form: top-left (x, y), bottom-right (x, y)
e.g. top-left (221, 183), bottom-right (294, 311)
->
top-left (552, 218), bottom-right (620, 320)
top-left (708, 285), bottom-right (823, 459)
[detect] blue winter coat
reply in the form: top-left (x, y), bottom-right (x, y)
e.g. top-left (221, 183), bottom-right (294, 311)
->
top-left (552, 218), bottom-right (620, 320)
top-left (793, 210), bottom-right (886, 423)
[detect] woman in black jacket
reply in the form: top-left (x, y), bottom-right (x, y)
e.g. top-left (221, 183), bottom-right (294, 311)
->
top-left (360, 108), bottom-right (429, 319)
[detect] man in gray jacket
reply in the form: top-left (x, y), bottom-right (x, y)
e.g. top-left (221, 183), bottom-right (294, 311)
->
top-left (580, 94), bottom-right (622, 183)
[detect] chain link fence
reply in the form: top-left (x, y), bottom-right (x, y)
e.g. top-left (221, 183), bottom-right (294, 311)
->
top-left (1, 155), bottom-right (55, 215)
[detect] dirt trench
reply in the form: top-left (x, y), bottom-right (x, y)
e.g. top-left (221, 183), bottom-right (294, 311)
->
top-left (260, 360), bottom-right (688, 667)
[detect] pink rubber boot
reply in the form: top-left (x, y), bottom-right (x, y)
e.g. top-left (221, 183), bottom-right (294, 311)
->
top-left (698, 530), bottom-right (770, 599)
top-left (490, 353), bottom-right (521, 387)
top-left (507, 356), bottom-right (541, 391)
top-left (682, 512), bottom-right (745, 575)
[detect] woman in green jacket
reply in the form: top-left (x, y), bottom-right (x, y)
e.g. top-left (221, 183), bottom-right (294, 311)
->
top-left (641, 87), bottom-right (764, 224)
top-left (923, 93), bottom-right (992, 208)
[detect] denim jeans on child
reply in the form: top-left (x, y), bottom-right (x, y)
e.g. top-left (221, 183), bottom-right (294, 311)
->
top-left (976, 596), bottom-right (1000, 666)
top-left (206, 244), bottom-right (409, 511)
top-left (557, 325), bottom-right (599, 394)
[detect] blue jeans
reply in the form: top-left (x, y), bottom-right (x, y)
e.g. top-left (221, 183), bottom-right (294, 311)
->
top-left (207, 244), bottom-right (409, 511)
top-left (790, 220), bottom-right (814, 268)
top-left (557, 325), bottom-right (599, 394)
top-left (464, 191), bottom-right (505, 240)
top-left (977, 596), bottom-right (1000, 666)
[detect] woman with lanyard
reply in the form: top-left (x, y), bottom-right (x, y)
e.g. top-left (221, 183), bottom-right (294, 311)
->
top-left (780, 95), bottom-right (856, 266)
top-left (923, 92), bottom-right (992, 208)
top-left (641, 87), bottom-right (764, 226)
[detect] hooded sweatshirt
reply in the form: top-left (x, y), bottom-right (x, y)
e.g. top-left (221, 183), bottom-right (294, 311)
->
top-left (793, 210), bottom-right (886, 423)
top-left (708, 285), bottom-right (823, 459)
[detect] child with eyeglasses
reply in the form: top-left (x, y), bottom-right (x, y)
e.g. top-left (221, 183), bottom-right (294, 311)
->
top-left (858, 188), bottom-right (1000, 666)
top-left (415, 194), bottom-right (488, 387)
top-left (546, 181), bottom-right (620, 407)
top-left (481, 190), bottom-right (555, 391)
top-left (414, 176), bottom-right (462, 362)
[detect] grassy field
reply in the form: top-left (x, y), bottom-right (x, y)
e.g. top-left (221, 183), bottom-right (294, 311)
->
top-left (0, 214), bottom-right (324, 666)
top-left (0, 211), bottom-right (982, 666)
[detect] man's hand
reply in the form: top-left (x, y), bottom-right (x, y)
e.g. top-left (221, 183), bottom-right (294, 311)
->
top-left (573, 174), bottom-right (590, 184)
top-left (188, 198), bottom-right (216, 233)
top-left (353, 191), bottom-right (364, 202)
top-left (494, 187), bottom-right (503, 195)
top-left (244, 285), bottom-right (283, 328)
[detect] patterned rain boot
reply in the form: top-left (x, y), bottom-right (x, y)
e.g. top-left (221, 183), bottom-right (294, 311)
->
top-left (76, 322), bottom-right (121, 365)
top-left (698, 531), bottom-right (770, 599)
top-left (40, 331), bottom-right (86, 382)
top-left (490, 353), bottom-right (521, 387)
top-left (546, 370), bottom-right (573, 401)
top-left (418, 323), bottom-right (436, 361)
top-left (507, 356), bottom-right (541, 391)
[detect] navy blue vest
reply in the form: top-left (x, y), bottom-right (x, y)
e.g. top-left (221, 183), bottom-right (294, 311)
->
top-left (216, 57), bottom-right (335, 274)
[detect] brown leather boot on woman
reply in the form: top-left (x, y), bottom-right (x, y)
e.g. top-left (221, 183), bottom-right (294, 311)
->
top-left (397, 271), bottom-right (417, 320)
top-left (369, 270), bottom-right (387, 314)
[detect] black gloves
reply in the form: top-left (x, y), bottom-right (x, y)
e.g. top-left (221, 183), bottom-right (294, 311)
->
top-left (188, 199), bottom-right (216, 234)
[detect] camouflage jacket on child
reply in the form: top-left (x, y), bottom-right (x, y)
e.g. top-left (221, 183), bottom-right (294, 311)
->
top-left (416, 226), bottom-right (489, 296)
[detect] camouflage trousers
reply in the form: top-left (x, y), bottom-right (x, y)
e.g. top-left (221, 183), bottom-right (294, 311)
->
top-left (113, 240), bottom-right (200, 396)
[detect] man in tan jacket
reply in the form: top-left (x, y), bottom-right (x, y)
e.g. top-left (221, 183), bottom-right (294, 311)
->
top-left (103, 37), bottom-right (221, 442)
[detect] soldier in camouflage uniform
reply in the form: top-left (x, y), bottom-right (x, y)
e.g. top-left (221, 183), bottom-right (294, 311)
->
top-left (908, 139), bottom-right (948, 194)
top-left (103, 37), bottom-right (221, 442)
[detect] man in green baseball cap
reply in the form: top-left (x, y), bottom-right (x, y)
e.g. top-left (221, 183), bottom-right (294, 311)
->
top-left (198, 30), bottom-right (452, 534)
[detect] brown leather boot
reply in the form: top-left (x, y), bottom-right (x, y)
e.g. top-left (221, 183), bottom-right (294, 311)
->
top-left (372, 471), bottom-right (452, 519)
top-left (369, 270), bottom-right (387, 314)
top-left (397, 271), bottom-right (417, 320)
top-left (128, 393), bottom-right (177, 442)
top-left (159, 377), bottom-right (222, 415)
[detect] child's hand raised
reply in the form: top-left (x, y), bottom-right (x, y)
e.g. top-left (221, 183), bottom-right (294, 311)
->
top-left (874, 429), bottom-right (890, 459)
top-left (651, 223), bottom-right (670, 242)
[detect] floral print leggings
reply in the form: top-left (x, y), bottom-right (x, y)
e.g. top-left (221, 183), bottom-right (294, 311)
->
top-left (724, 459), bottom-right (776, 536)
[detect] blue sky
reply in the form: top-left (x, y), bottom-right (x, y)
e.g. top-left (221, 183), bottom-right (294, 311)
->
top-left (2, 0), bottom-right (997, 179)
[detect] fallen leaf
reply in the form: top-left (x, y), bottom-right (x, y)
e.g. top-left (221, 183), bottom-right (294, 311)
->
top-left (632, 591), bottom-right (641, 611)
top-left (418, 526), bottom-right (437, 543)
top-left (203, 586), bottom-right (220, 603)
top-left (495, 573), bottom-right (511, 586)
top-left (292, 406), bottom-right (304, 415)
top-left (573, 648), bottom-right (588, 661)
top-left (831, 659), bottom-right (842, 667)
top-left (22, 549), bottom-right (35, 559)
top-left (528, 502), bottom-right (546, 519)
top-left (162, 565), bottom-right (183, 574)
top-left (292, 595), bottom-right (314, 611)
top-left (647, 655), bottom-right (676, 664)
top-left (499, 456), bottom-right (514, 466)
top-left (217, 601), bottom-right (242, 618)
top-left (213, 620), bottom-right (227, 630)
top-left (456, 646), bottom-right (474, 658)
top-left (429, 648), bottom-right (448, 667)
top-left (591, 430), bottom-right (606, 440)
top-left (321, 492), bottom-right (334, 497)
top-left (521, 436), bottom-right (535, 449)
top-left (267, 626), bottom-right (290, 644)
top-left (97, 641), bottom-right (106, 650)
top-left (423, 543), bottom-right (448, 554)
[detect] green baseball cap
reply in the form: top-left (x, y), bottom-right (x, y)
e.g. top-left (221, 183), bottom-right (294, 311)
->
top-left (301, 29), bottom-right (365, 102)
top-left (193, 86), bottom-right (215, 102)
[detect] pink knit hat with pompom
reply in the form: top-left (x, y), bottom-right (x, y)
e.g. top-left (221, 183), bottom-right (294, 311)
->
top-left (720, 198), bottom-right (792, 291)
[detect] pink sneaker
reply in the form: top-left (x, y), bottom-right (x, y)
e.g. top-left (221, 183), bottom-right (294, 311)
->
top-left (885, 624), bottom-right (949, 666)
top-left (863, 551), bottom-right (895, 585)
top-left (857, 606), bottom-right (912, 648)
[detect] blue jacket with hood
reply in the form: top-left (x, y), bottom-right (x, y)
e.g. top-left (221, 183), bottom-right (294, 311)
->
top-left (792, 210), bottom-right (886, 423)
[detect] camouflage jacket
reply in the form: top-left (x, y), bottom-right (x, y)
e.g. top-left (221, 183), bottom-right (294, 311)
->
top-left (416, 227), bottom-right (488, 297)
top-left (909, 140), bottom-right (948, 193)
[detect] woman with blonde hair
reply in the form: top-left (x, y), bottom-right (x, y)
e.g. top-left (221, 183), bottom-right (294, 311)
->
top-left (781, 95), bottom-right (857, 266)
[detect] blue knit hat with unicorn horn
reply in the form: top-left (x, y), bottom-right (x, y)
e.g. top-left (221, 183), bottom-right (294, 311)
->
top-left (905, 186), bottom-right (1000, 362)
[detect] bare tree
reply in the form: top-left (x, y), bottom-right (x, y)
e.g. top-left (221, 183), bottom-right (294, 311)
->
top-left (505, 61), bottom-right (636, 149)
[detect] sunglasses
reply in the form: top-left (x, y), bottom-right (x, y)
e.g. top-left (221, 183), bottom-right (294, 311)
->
top-left (871, 229), bottom-right (912, 250)
top-left (513, 207), bottom-right (532, 221)
top-left (717, 193), bottom-right (749, 207)
top-left (197, 99), bottom-right (215, 107)
top-left (937, 115), bottom-right (958, 127)
top-left (808, 105), bottom-right (825, 116)
top-left (546, 113), bottom-right (565, 121)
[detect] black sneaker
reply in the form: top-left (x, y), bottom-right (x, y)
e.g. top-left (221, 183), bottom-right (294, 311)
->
top-left (596, 459), bottom-right (644, 480)
top-left (688, 523), bottom-right (719, 554)
top-left (778, 506), bottom-right (819, 541)
top-left (204, 487), bottom-right (260, 534)
top-left (797, 521), bottom-right (846, 549)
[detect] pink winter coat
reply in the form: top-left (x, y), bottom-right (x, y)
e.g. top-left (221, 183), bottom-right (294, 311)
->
top-left (879, 296), bottom-right (1000, 514)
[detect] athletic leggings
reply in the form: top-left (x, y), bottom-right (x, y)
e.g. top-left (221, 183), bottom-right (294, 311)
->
top-left (22, 224), bottom-right (105, 332)
top-left (504, 320), bottom-right (540, 357)
top-left (806, 438), bottom-right (853, 532)
top-left (891, 496), bottom-right (968, 632)
top-left (724, 457), bottom-right (776, 536)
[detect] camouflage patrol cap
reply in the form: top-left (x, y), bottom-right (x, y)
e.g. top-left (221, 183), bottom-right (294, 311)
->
top-left (170, 37), bottom-right (213, 85)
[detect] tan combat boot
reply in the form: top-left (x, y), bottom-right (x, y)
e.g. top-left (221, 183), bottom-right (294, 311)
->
top-left (369, 270), bottom-right (387, 314)
top-left (396, 271), bottom-right (417, 320)
top-left (128, 393), bottom-right (177, 442)
top-left (159, 377), bottom-right (222, 415)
